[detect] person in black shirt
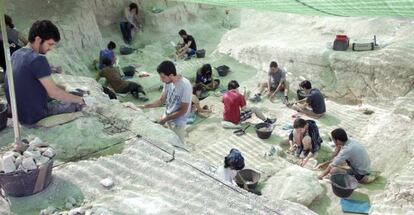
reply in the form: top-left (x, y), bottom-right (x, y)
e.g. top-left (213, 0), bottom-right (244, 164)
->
top-left (176, 29), bottom-right (197, 60)
top-left (290, 80), bottom-right (326, 118)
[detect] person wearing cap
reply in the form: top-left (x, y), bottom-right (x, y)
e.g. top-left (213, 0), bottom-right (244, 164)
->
top-left (290, 80), bottom-right (326, 118)
top-left (222, 80), bottom-right (276, 129)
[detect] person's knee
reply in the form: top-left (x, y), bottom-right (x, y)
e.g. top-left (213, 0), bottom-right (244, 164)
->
top-left (302, 136), bottom-right (312, 150)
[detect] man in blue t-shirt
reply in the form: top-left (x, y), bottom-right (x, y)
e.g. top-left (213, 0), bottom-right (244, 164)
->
top-left (4, 20), bottom-right (85, 125)
top-left (291, 80), bottom-right (326, 118)
top-left (98, 41), bottom-right (116, 70)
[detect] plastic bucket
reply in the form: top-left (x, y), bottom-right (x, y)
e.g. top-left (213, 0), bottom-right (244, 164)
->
top-left (196, 49), bottom-right (206, 58)
top-left (216, 65), bottom-right (230, 77)
top-left (235, 169), bottom-right (261, 190)
top-left (0, 158), bottom-right (54, 197)
top-left (330, 173), bottom-right (359, 198)
top-left (122, 66), bottom-right (136, 77)
top-left (0, 103), bottom-right (7, 131)
top-left (254, 122), bottom-right (273, 139)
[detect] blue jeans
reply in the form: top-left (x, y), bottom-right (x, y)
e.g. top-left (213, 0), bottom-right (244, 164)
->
top-left (120, 21), bottom-right (133, 43)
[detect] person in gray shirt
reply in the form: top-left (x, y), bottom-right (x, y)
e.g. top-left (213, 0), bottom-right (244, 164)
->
top-left (258, 61), bottom-right (290, 103)
top-left (318, 128), bottom-right (374, 184)
top-left (140, 61), bottom-right (192, 144)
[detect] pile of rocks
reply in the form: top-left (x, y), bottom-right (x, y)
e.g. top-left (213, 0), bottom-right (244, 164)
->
top-left (0, 137), bottom-right (56, 174)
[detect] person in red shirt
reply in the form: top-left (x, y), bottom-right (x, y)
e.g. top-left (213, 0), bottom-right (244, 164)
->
top-left (222, 80), bottom-right (276, 128)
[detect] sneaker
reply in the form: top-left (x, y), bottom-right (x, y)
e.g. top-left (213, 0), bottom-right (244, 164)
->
top-left (264, 118), bottom-right (277, 124)
top-left (359, 174), bottom-right (376, 184)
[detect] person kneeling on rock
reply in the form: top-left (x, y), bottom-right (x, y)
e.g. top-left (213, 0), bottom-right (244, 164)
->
top-left (288, 118), bottom-right (323, 167)
top-left (96, 58), bottom-right (147, 100)
top-left (289, 80), bottom-right (326, 119)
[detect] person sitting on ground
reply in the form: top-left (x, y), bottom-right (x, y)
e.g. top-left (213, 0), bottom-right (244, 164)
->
top-left (291, 80), bottom-right (326, 118)
top-left (1, 14), bottom-right (29, 72)
top-left (257, 61), bottom-right (289, 103)
top-left (98, 41), bottom-right (116, 70)
top-left (288, 118), bottom-right (323, 167)
top-left (196, 64), bottom-right (220, 92)
top-left (176, 29), bottom-right (197, 60)
top-left (318, 128), bottom-right (375, 184)
top-left (215, 148), bottom-right (245, 185)
top-left (4, 20), bottom-right (86, 125)
top-left (192, 84), bottom-right (212, 115)
top-left (222, 80), bottom-right (276, 129)
top-left (140, 61), bottom-right (192, 144)
top-left (120, 3), bottom-right (140, 44)
top-left (0, 15), bottom-right (29, 54)
top-left (96, 58), bottom-right (146, 99)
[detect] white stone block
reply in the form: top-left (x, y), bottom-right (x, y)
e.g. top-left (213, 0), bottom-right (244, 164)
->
top-left (22, 157), bottom-right (37, 170)
top-left (1, 153), bottom-right (16, 173)
top-left (100, 178), bottom-right (114, 188)
top-left (35, 156), bottom-right (50, 166)
top-left (42, 148), bottom-right (56, 158)
top-left (68, 207), bottom-right (85, 215)
top-left (23, 150), bottom-right (42, 159)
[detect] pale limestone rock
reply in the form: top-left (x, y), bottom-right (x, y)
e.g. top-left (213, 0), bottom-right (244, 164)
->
top-left (29, 137), bottom-right (47, 147)
top-left (68, 207), bottom-right (85, 215)
top-left (14, 155), bottom-right (23, 167)
top-left (34, 156), bottom-right (50, 166)
top-left (22, 157), bottom-right (37, 171)
top-left (39, 206), bottom-right (56, 215)
top-left (65, 202), bottom-right (74, 210)
top-left (1, 153), bottom-right (16, 173)
top-left (100, 178), bottom-right (114, 188)
top-left (262, 165), bottom-right (323, 206)
top-left (42, 148), bottom-right (56, 158)
top-left (23, 150), bottom-right (42, 159)
top-left (67, 197), bottom-right (77, 205)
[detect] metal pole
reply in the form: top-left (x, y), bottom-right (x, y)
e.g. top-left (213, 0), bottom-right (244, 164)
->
top-left (0, 0), bottom-right (21, 143)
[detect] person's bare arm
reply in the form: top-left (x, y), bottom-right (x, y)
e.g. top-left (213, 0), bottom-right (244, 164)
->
top-left (318, 165), bottom-right (332, 179)
top-left (17, 32), bottom-right (28, 45)
top-left (140, 92), bottom-right (167, 109)
top-left (300, 152), bottom-right (314, 167)
top-left (159, 102), bottom-right (190, 125)
top-left (95, 73), bottom-right (101, 82)
top-left (39, 76), bottom-right (84, 104)
top-left (193, 101), bottom-right (211, 114)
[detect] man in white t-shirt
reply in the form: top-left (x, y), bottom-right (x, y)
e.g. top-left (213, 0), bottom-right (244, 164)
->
top-left (140, 60), bottom-right (192, 144)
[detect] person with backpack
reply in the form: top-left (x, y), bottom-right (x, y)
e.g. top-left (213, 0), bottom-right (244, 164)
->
top-left (215, 148), bottom-right (245, 185)
top-left (288, 118), bottom-right (323, 167)
top-left (98, 41), bottom-right (116, 70)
